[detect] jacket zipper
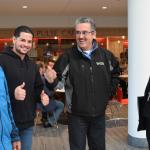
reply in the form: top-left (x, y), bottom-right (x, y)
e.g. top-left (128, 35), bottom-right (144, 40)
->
top-left (90, 64), bottom-right (96, 115)
top-left (90, 66), bottom-right (94, 84)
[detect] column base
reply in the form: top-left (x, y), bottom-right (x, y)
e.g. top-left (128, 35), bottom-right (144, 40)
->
top-left (128, 134), bottom-right (148, 148)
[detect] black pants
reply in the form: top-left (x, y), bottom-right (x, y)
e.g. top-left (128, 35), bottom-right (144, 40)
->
top-left (146, 117), bottom-right (150, 149)
top-left (68, 114), bottom-right (105, 150)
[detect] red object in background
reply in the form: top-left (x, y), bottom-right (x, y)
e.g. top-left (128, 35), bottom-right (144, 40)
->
top-left (117, 86), bottom-right (128, 104)
top-left (117, 86), bottom-right (123, 102)
top-left (120, 98), bottom-right (128, 105)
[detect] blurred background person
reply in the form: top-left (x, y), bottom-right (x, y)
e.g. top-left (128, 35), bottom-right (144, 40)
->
top-left (37, 61), bottom-right (64, 128)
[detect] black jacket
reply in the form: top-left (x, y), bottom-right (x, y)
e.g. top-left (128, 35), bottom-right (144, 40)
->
top-left (0, 47), bottom-right (43, 130)
top-left (143, 77), bottom-right (150, 119)
top-left (52, 41), bottom-right (120, 117)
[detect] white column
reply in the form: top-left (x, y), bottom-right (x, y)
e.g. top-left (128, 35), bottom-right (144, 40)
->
top-left (128, 0), bottom-right (150, 148)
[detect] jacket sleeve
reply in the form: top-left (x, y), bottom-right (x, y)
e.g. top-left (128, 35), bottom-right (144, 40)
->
top-left (111, 54), bottom-right (120, 97)
top-left (105, 50), bottom-right (120, 97)
top-left (3, 74), bottom-right (20, 142)
top-left (8, 103), bottom-right (20, 142)
top-left (144, 77), bottom-right (150, 98)
top-left (46, 52), bottom-right (69, 90)
top-left (34, 65), bottom-right (44, 102)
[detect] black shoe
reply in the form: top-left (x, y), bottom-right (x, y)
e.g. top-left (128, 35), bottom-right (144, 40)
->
top-left (41, 117), bottom-right (47, 123)
top-left (42, 121), bottom-right (52, 128)
top-left (42, 111), bottom-right (47, 119)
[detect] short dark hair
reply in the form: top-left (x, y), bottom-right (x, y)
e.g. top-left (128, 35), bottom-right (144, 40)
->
top-left (14, 25), bottom-right (34, 38)
top-left (75, 17), bottom-right (96, 31)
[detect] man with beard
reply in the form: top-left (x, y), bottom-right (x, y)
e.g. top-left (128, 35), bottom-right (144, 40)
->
top-left (0, 26), bottom-right (50, 150)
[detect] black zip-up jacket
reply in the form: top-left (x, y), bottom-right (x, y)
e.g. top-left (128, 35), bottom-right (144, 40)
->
top-left (0, 47), bottom-right (43, 130)
top-left (143, 77), bottom-right (150, 119)
top-left (52, 41), bottom-right (120, 117)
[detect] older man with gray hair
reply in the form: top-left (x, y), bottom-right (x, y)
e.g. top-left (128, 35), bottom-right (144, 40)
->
top-left (45, 16), bottom-right (120, 150)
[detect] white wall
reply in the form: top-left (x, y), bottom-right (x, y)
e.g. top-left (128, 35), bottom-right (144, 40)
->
top-left (0, 16), bottom-right (127, 28)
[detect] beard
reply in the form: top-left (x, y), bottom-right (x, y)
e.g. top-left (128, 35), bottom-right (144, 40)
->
top-left (16, 48), bottom-right (26, 55)
top-left (14, 44), bottom-right (31, 57)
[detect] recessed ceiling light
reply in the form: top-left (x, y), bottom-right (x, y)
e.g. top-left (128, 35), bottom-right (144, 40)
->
top-left (122, 35), bottom-right (125, 39)
top-left (102, 6), bottom-right (108, 10)
top-left (22, 5), bottom-right (28, 9)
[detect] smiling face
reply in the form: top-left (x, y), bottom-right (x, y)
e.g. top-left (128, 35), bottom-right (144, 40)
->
top-left (12, 32), bottom-right (33, 59)
top-left (75, 23), bottom-right (96, 51)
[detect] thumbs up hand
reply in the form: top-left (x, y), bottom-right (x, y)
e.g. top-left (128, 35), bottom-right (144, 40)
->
top-left (14, 82), bottom-right (26, 101)
top-left (40, 90), bottom-right (49, 106)
top-left (12, 141), bottom-right (21, 150)
top-left (44, 66), bottom-right (57, 83)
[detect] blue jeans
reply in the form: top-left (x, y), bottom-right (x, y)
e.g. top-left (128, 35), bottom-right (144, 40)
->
top-left (37, 100), bottom-right (64, 126)
top-left (19, 127), bottom-right (33, 150)
top-left (68, 114), bottom-right (105, 150)
top-left (47, 100), bottom-right (64, 125)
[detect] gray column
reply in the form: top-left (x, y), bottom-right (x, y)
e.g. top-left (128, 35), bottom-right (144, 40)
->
top-left (128, 0), bottom-right (150, 148)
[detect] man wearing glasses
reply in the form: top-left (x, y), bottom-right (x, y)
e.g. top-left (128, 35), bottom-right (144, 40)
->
top-left (45, 17), bottom-right (120, 150)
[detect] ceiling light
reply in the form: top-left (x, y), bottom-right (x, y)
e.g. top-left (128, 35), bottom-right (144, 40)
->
top-left (22, 5), bottom-right (28, 9)
top-left (122, 35), bottom-right (125, 39)
top-left (54, 36), bottom-right (58, 39)
top-left (117, 40), bottom-right (121, 44)
top-left (101, 6), bottom-right (108, 10)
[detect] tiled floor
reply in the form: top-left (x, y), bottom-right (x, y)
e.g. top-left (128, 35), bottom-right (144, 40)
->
top-left (32, 103), bottom-right (148, 150)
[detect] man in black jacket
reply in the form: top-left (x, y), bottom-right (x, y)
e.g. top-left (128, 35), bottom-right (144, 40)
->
top-left (0, 26), bottom-right (50, 150)
top-left (45, 17), bottom-right (120, 150)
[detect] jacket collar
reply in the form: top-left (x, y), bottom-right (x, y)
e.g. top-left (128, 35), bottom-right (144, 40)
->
top-left (77, 39), bottom-right (98, 59)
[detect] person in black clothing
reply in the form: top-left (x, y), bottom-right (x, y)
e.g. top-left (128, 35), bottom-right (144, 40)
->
top-left (45, 17), bottom-right (120, 150)
top-left (143, 77), bottom-right (150, 149)
top-left (0, 26), bottom-right (50, 150)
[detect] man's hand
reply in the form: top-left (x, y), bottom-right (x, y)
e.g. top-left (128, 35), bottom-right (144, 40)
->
top-left (14, 82), bottom-right (26, 100)
top-left (44, 66), bottom-right (57, 83)
top-left (12, 141), bottom-right (21, 150)
top-left (41, 90), bottom-right (49, 106)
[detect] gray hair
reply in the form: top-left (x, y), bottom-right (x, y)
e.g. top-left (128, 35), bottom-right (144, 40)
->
top-left (75, 17), bottom-right (96, 31)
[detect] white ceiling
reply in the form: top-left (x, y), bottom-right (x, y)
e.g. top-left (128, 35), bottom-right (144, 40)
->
top-left (0, 0), bottom-right (127, 16)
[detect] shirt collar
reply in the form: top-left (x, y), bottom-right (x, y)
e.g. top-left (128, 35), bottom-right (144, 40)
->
top-left (77, 39), bottom-right (98, 59)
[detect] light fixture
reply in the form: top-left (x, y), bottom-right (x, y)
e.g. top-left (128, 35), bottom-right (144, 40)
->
top-left (4, 42), bottom-right (8, 46)
top-left (54, 36), bottom-right (58, 39)
top-left (46, 43), bottom-right (49, 46)
top-left (117, 40), bottom-right (121, 44)
top-left (122, 35), bottom-right (125, 39)
top-left (22, 5), bottom-right (28, 9)
top-left (101, 6), bottom-right (108, 10)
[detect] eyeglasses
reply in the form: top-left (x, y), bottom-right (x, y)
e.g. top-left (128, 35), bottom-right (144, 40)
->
top-left (75, 31), bottom-right (94, 36)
